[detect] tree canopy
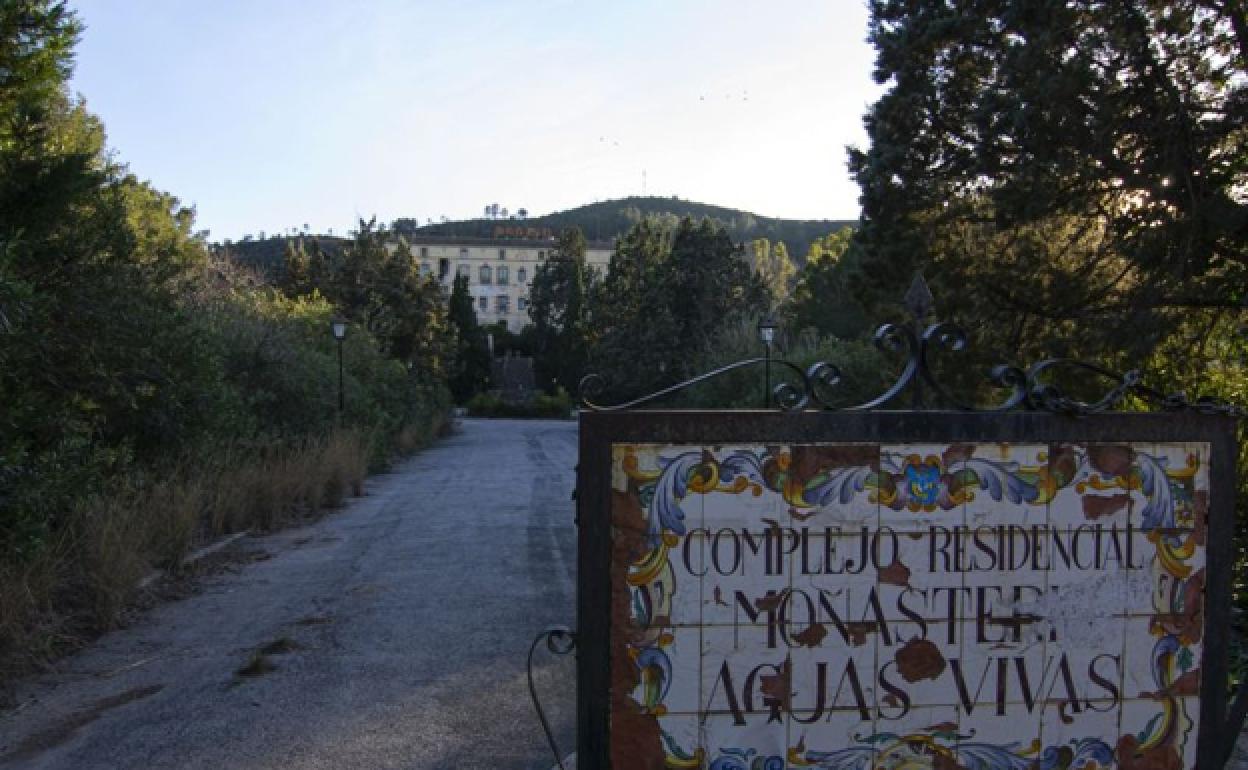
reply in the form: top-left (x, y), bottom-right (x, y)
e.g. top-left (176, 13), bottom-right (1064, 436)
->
top-left (527, 227), bottom-right (594, 393)
top-left (588, 217), bottom-right (770, 399)
top-left (281, 219), bottom-right (450, 383)
top-left (787, 227), bottom-right (871, 341)
top-left (447, 273), bottom-right (490, 403)
top-left (849, 0), bottom-right (1248, 362)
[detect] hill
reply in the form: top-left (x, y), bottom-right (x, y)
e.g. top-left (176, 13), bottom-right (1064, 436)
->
top-left (220, 197), bottom-right (854, 273)
top-left (213, 234), bottom-right (345, 275)
top-left (396, 197), bottom-right (853, 261)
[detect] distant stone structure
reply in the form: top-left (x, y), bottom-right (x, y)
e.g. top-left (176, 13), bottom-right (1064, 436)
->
top-left (491, 353), bottom-right (537, 405)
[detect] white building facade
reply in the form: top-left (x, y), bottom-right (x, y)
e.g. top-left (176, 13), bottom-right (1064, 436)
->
top-left (403, 235), bottom-right (614, 331)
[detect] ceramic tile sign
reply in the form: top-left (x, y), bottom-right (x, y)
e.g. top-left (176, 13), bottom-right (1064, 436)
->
top-left (608, 442), bottom-right (1209, 769)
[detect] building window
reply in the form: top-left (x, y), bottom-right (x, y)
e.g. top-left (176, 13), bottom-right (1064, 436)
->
top-left (499, 248), bottom-right (506, 260)
top-left (419, 262), bottom-right (431, 277)
top-left (479, 265), bottom-right (492, 284)
top-left (517, 267), bottom-right (527, 283)
top-left (538, 250), bottom-right (545, 260)
top-left (420, 246), bottom-right (428, 258)
top-left (518, 297), bottom-right (527, 311)
top-left (438, 258), bottom-right (449, 279)
top-left (496, 295), bottom-right (510, 313)
top-left (457, 263), bottom-right (471, 279)
top-left (460, 247), bottom-right (469, 257)
top-left (497, 265), bottom-right (510, 285)
top-left (478, 296), bottom-right (487, 312)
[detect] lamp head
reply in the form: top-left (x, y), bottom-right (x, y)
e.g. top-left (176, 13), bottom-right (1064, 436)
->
top-left (757, 315), bottom-right (777, 345)
top-left (331, 319), bottom-right (347, 341)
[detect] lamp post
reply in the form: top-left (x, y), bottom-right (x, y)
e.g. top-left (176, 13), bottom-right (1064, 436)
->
top-left (757, 315), bottom-right (777, 408)
top-left (331, 318), bottom-right (347, 420)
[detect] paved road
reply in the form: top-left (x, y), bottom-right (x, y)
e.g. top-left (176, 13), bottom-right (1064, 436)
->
top-left (0, 419), bottom-right (578, 770)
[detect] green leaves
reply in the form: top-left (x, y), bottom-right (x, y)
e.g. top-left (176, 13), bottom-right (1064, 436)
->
top-left (528, 227), bottom-right (594, 393)
top-left (0, 3), bottom-right (452, 567)
top-left (447, 273), bottom-right (490, 403)
top-left (853, 0), bottom-right (1247, 320)
top-left (283, 219), bottom-right (452, 385)
top-left (787, 227), bottom-right (870, 341)
top-left (587, 217), bottom-right (769, 401)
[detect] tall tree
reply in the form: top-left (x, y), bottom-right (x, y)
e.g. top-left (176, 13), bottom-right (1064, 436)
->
top-left (283, 219), bottom-right (450, 382)
top-left (0, 1), bottom-right (228, 552)
top-left (787, 228), bottom-right (870, 340)
top-left (849, 0), bottom-right (1247, 362)
top-left (749, 238), bottom-right (797, 308)
top-left (528, 227), bottom-right (593, 392)
top-left (590, 217), bottom-right (768, 399)
top-left (446, 273), bottom-right (490, 402)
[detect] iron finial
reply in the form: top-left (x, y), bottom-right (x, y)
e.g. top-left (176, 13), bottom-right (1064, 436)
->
top-left (903, 272), bottom-right (934, 323)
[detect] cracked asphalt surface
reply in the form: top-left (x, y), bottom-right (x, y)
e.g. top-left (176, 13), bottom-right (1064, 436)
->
top-left (0, 418), bottom-right (577, 770)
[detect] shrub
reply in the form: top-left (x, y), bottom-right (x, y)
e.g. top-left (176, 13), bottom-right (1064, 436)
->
top-left (0, 4), bottom-right (456, 682)
top-left (465, 388), bottom-right (573, 418)
top-left (674, 318), bottom-right (894, 410)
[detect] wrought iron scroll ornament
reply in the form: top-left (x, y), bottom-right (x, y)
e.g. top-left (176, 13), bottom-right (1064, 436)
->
top-left (578, 274), bottom-right (1247, 417)
top-left (528, 626), bottom-right (577, 770)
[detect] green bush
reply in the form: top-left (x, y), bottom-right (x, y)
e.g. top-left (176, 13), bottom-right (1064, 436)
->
top-left (465, 388), bottom-right (572, 418)
top-left (673, 318), bottom-right (894, 410)
top-left (0, 2), bottom-right (453, 678)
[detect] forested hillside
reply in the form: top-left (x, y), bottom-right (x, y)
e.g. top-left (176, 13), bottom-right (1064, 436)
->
top-left (213, 235), bottom-right (344, 275)
top-left (222, 198), bottom-right (852, 275)
top-left (397, 197), bottom-right (850, 260)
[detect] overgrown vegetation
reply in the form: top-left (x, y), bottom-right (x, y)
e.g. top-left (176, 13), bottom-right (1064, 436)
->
top-left (0, 3), bottom-right (452, 680)
top-left (674, 319), bottom-right (892, 410)
top-left (580, 217), bottom-right (772, 402)
top-left (464, 389), bottom-right (573, 419)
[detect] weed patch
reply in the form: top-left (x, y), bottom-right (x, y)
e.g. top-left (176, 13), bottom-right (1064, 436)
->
top-left (0, 421), bottom-right (442, 689)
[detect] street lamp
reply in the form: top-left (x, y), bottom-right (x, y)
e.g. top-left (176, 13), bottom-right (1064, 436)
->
top-left (758, 315), bottom-right (777, 408)
top-left (331, 318), bottom-right (347, 420)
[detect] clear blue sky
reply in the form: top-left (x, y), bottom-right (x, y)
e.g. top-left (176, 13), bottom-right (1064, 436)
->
top-left (70, 1), bottom-right (881, 241)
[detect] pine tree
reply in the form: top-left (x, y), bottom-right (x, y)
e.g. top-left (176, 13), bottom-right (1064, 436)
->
top-left (849, 0), bottom-right (1247, 363)
top-left (590, 218), bottom-right (768, 399)
top-left (528, 227), bottom-right (593, 392)
top-left (447, 273), bottom-right (490, 402)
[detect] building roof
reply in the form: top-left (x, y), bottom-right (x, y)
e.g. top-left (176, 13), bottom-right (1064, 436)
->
top-left (398, 234), bottom-right (615, 250)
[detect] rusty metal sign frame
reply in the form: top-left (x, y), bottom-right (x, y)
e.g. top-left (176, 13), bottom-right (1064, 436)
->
top-left (575, 409), bottom-right (1241, 769)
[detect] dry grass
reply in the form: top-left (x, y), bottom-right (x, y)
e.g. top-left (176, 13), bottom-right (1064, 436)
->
top-left (394, 412), bottom-right (452, 456)
top-left (202, 429), bottom-right (370, 534)
top-left (0, 424), bottom-right (413, 686)
top-left (0, 548), bottom-right (68, 682)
